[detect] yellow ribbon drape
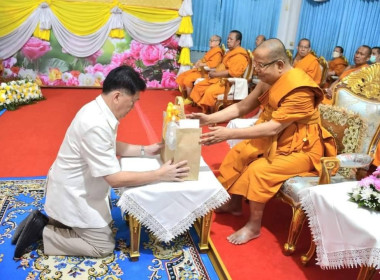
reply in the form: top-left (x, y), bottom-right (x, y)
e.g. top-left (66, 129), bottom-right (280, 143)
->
top-left (1, 1), bottom-right (181, 37)
top-left (177, 16), bottom-right (193, 35)
top-left (0, 1), bottom-right (45, 37)
top-left (178, 47), bottom-right (191, 66)
top-left (33, 23), bottom-right (51, 41)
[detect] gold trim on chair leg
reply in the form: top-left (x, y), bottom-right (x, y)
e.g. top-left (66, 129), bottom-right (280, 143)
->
top-left (301, 240), bottom-right (316, 266)
top-left (198, 211), bottom-right (213, 252)
top-left (283, 206), bottom-right (307, 255)
top-left (128, 215), bottom-right (141, 261)
top-left (357, 266), bottom-right (377, 280)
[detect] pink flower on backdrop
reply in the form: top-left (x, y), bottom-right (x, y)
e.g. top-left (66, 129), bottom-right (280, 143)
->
top-left (111, 52), bottom-right (135, 67)
top-left (140, 44), bottom-right (165, 66)
top-left (85, 50), bottom-right (103, 64)
top-left (161, 70), bottom-right (177, 88)
top-left (38, 74), bottom-right (50, 85)
top-left (161, 35), bottom-right (179, 49)
top-left (51, 79), bottom-right (65, 86)
top-left (103, 64), bottom-right (117, 77)
top-left (66, 77), bottom-right (79, 86)
top-left (146, 80), bottom-right (161, 88)
top-left (129, 40), bottom-right (144, 60)
top-left (85, 63), bottom-right (104, 74)
top-left (164, 49), bottom-right (178, 60)
top-left (22, 37), bottom-right (51, 60)
top-left (3, 57), bottom-right (17, 68)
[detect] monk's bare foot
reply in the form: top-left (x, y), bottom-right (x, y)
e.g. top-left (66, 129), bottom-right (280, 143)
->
top-left (214, 202), bottom-right (242, 216)
top-left (227, 226), bottom-right (260, 245)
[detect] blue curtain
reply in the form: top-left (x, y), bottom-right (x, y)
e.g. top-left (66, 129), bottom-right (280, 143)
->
top-left (192, 0), bottom-right (281, 51)
top-left (296, 0), bottom-right (380, 64)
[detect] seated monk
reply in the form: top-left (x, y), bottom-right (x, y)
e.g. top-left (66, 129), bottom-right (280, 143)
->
top-left (176, 35), bottom-right (223, 103)
top-left (188, 38), bottom-right (337, 245)
top-left (293, 38), bottom-right (322, 85)
top-left (370, 46), bottom-right (380, 64)
top-left (190, 30), bottom-right (249, 113)
top-left (324, 46), bottom-right (348, 88)
top-left (323, 45), bottom-right (371, 104)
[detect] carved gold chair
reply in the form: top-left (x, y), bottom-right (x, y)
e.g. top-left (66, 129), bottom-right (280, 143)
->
top-left (213, 49), bottom-right (254, 112)
top-left (318, 56), bottom-right (328, 87)
top-left (277, 63), bottom-right (380, 277)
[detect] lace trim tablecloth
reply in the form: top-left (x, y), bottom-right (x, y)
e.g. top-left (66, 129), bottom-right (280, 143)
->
top-left (299, 181), bottom-right (380, 269)
top-left (117, 156), bottom-right (230, 242)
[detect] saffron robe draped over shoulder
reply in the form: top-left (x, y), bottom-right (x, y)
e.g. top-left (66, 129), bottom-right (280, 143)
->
top-left (339, 63), bottom-right (368, 80)
top-left (328, 57), bottom-right (348, 77)
top-left (190, 46), bottom-right (249, 107)
top-left (218, 68), bottom-right (337, 203)
top-left (176, 47), bottom-right (223, 89)
top-left (294, 53), bottom-right (322, 85)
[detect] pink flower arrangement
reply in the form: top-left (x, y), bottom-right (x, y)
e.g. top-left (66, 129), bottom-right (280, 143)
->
top-left (21, 37), bottom-right (51, 60)
top-left (349, 166), bottom-right (380, 211)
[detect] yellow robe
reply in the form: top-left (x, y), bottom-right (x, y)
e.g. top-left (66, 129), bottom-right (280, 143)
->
top-left (190, 46), bottom-right (249, 107)
top-left (176, 47), bottom-right (223, 89)
top-left (294, 53), bottom-right (322, 85)
top-left (218, 68), bottom-right (337, 203)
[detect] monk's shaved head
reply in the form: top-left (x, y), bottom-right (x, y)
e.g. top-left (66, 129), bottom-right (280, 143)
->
top-left (255, 38), bottom-right (290, 64)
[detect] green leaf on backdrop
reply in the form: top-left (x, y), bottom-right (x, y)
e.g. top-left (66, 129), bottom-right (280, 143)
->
top-left (40, 58), bottom-right (69, 74)
top-left (97, 39), bottom-right (115, 64)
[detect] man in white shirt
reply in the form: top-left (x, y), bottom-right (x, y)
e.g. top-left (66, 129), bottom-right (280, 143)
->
top-left (13, 66), bottom-right (189, 258)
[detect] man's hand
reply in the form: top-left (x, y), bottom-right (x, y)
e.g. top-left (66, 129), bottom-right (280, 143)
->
top-left (324, 88), bottom-right (332, 99)
top-left (200, 126), bottom-right (230, 145)
top-left (159, 160), bottom-right (190, 182)
top-left (186, 112), bottom-right (211, 127)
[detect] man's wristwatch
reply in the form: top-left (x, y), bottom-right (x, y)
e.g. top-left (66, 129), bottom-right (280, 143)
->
top-left (140, 145), bottom-right (145, 156)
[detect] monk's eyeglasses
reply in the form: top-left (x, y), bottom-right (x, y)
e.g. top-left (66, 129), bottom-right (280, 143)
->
top-left (253, 59), bottom-right (281, 69)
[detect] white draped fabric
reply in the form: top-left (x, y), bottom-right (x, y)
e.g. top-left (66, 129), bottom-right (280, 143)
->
top-left (300, 182), bottom-right (380, 269)
top-left (117, 156), bottom-right (229, 242)
top-left (0, 2), bottom-right (187, 59)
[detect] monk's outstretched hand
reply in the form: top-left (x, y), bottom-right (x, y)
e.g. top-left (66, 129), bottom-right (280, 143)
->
top-left (186, 112), bottom-right (210, 127)
top-left (200, 126), bottom-right (230, 145)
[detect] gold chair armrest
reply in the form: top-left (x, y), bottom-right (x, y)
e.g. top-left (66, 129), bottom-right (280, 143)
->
top-left (318, 157), bottom-right (340, 185)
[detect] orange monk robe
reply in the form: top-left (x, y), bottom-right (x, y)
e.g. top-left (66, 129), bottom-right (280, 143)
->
top-left (373, 145), bottom-right (380, 167)
top-left (190, 46), bottom-right (249, 107)
top-left (328, 57), bottom-right (348, 77)
top-left (218, 68), bottom-right (337, 203)
top-left (294, 53), bottom-right (322, 85)
top-left (176, 47), bottom-right (223, 89)
top-left (322, 63), bottom-right (369, 105)
top-left (339, 63), bottom-right (368, 79)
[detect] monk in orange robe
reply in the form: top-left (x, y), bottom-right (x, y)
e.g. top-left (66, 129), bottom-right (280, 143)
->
top-left (189, 39), bottom-right (336, 245)
top-left (324, 46), bottom-right (348, 88)
top-left (293, 38), bottom-right (322, 85)
top-left (190, 30), bottom-right (249, 113)
top-left (176, 35), bottom-right (223, 100)
top-left (323, 45), bottom-right (371, 104)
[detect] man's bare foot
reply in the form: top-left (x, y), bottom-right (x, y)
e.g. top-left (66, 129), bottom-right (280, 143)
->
top-left (214, 202), bottom-right (242, 216)
top-left (227, 226), bottom-right (260, 245)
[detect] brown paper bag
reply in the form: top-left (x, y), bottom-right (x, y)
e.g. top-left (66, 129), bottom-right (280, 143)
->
top-left (161, 97), bottom-right (202, 180)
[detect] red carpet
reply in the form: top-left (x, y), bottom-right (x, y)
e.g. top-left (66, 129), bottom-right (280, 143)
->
top-left (0, 88), bottom-right (373, 280)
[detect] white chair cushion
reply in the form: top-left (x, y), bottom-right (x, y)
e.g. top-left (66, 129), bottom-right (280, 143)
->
top-left (280, 174), bottom-right (354, 204)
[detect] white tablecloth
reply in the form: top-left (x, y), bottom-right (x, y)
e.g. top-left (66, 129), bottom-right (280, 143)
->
top-left (299, 181), bottom-right (380, 269)
top-left (117, 156), bottom-right (230, 242)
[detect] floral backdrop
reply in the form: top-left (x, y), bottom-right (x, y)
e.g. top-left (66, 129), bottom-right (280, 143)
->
top-left (1, 31), bottom-right (180, 89)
